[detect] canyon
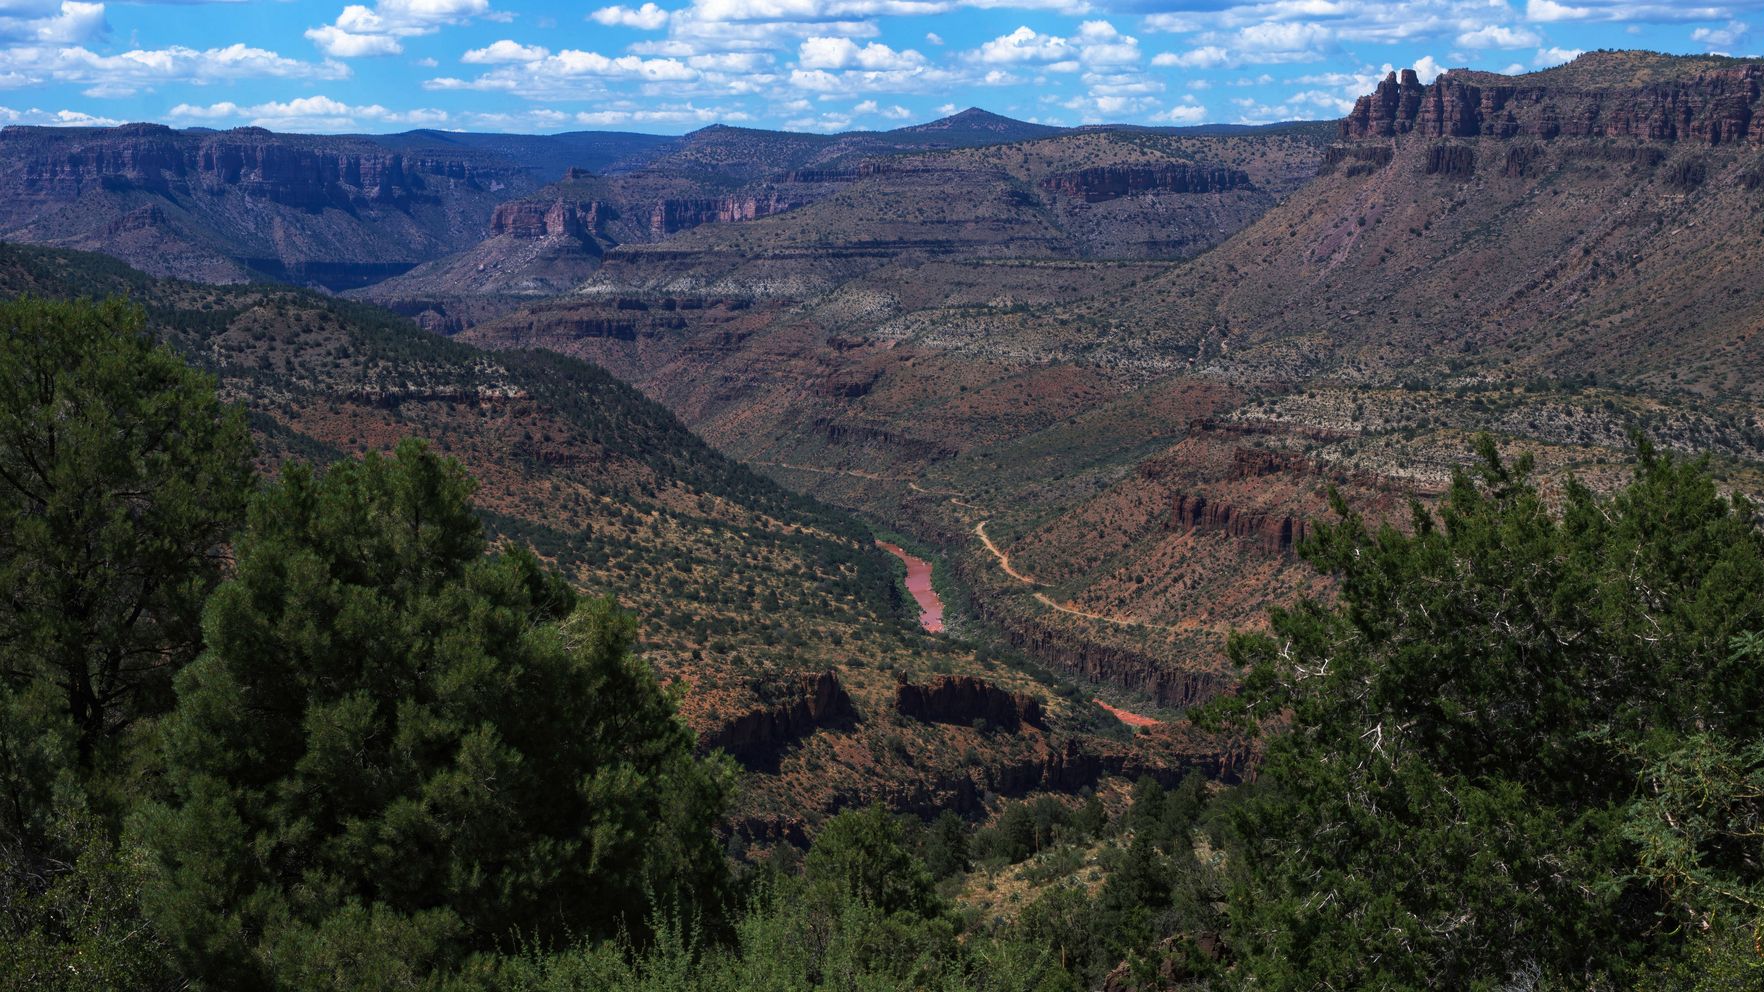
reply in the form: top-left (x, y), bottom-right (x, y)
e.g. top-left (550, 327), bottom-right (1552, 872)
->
top-left (8, 51), bottom-right (1764, 834)
top-left (451, 51), bottom-right (1764, 759)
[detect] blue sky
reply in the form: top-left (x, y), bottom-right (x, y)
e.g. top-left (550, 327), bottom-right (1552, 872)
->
top-left (0, 0), bottom-right (1756, 133)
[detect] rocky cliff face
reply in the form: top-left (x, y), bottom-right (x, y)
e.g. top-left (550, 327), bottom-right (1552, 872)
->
top-left (1343, 64), bottom-right (1764, 145)
top-left (729, 728), bottom-right (1253, 847)
top-left (5, 124), bottom-right (520, 210)
top-left (649, 193), bottom-right (800, 236)
top-left (488, 199), bottom-right (611, 240)
top-left (1319, 143), bottom-right (1395, 176)
top-left (0, 123), bottom-right (532, 287)
top-left (1042, 163), bottom-right (1253, 202)
top-left (700, 670), bottom-right (857, 765)
top-left (961, 732), bottom-right (1250, 805)
top-left (1170, 493), bottom-right (1309, 555)
top-left (895, 675), bottom-right (1044, 731)
top-left (953, 563), bottom-right (1231, 708)
top-left (1424, 142), bottom-right (1477, 177)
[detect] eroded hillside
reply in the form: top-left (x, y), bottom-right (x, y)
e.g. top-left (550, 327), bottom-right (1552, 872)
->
top-left (0, 243), bottom-right (1231, 842)
top-left (459, 52), bottom-right (1764, 738)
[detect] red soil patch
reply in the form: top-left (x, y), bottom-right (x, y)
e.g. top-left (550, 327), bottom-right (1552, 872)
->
top-left (1093, 698), bottom-right (1161, 728)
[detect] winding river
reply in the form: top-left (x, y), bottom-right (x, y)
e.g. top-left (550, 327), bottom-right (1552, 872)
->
top-left (874, 541), bottom-right (1165, 727)
top-left (876, 541), bottom-right (944, 633)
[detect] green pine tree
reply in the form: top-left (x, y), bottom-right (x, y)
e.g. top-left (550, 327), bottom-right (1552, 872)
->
top-left (133, 440), bottom-right (733, 990)
top-left (0, 296), bottom-right (252, 771)
top-left (1205, 437), bottom-right (1764, 990)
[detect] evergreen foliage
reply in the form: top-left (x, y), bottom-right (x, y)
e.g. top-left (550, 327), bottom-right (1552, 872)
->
top-left (0, 296), bottom-right (252, 769)
top-left (1206, 437), bottom-right (1764, 990)
top-left (132, 441), bottom-right (733, 989)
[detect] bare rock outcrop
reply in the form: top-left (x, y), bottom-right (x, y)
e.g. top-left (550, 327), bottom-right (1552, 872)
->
top-left (0, 123), bottom-right (530, 287)
top-left (951, 566), bottom-right (1231, 708)
top-left (1343, 68), bottom-right (1428, 139)
top-left (701, 669), bottom-right (857, 765)
top-left (1425, 142), bottom-right (1477, 177)
top-left (1342, 62), bottom-right (1764, 145)
top-left (895, 675), bottom-right (1044, 731)
top-left (1042, 164), bottom-right (1253, 202)
top-left (649, 194), bottom-right (800, 236)
top-left (1319, 144), bottom-right (1395, 176)
top-left (1170, 493), bottom-right (1309, 555)
top-left (4, 125), bottom-right (512, 210)
top-left (488, 199), bottom-right (610, 240)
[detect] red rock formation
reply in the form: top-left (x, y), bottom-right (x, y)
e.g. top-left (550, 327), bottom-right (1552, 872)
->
top-left (1343, 63), bottom-right (1764, 145)
top-left (781, 169), bottom-right (858, 183)
top-left (1228, 446), bottom-right (1310, 480)
top-left (933, 731), bottom-right (1253, 812)
top-left (728, 729), bottom-right (1244, 844)
top-left (1042, 164), bottom-right (1253, 203)
top-left (1503, 142), bottom-right (1546, 177)
top-left (1425, 142), bottom-right (1477, 177)
top-left (1170, 492), bottom-right (1309, 555)
top-left (105, 203), bottom-right (168, 235)
top-left (1342, 69), bottom-right (1428, 139)
top-left (1320, 144), bottom-right (1395, 176)
top-left (648, 193), bottom-right (800, 236)
top-left (895, 675), bottom-right (1044, 731)
top-left (819, 366), bottom-right (883, 399)
top-left (489, 198), bottom-right (608, 240)
top-left (700, 669), bottom-right (857, 764)
top-left (949, 560), bottom-right (1232, 708)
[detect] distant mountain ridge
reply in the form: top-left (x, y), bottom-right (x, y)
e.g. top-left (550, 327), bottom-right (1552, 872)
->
top-left (894, 107), bottom-right (1066, 142)
top-left (0, 107), bottom-right (1191, 291)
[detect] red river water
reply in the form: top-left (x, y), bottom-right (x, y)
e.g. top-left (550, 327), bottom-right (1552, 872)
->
top-left (876, 541), bottom-right (944, 633)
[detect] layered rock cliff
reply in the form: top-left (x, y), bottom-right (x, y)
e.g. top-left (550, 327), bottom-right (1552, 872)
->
top-left (1170, 493), bottom-right (1309, 555)
top-left (488, 199), bottom-right (611, 240)
top-left (951, 557), bottom-right (1232, 709)
top-left (0, 123), bottom-right (534, 287)
top-left (895, 676), bottom-right (1045, 731)
top-left (1042, 163), bottom-right (1253, 202)
top-left (1343, 61), bottom-right (1764, 145)
top-left (5, 124), bottom-right (519, 209)
top-left (648, 193), bottom-right (801, 236)
top-left (700, 669), bottom-right (857, 765)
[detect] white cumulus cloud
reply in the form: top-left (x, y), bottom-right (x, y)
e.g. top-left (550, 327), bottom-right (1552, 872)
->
top-left (168, 95), bottom-right (448, 131)
top-left (1535, 45), bottom-right (1583, 66)
top-left (798, 36), bottom-right (924, 70)
top-left (978, 26), bottom-right (1074, 64)
top-left (461, 38), bottom-right (546, 63)
top-left (306, 0), bottom-right (493, 58)
top-left (0, 0), bottom-right (105, 44)
top-left (0, 42), bottom-right (349, 94)
top-left (1152, 97), bottom-right (1206, 124)
top-left (1457, 24), bottom-right (1542, 48)
top-left (1692, 20), bottom-right (1750, 51)
top-left (1152, 45), bottom-right (1228, 69)
top-left (1525, 0), bottom-right (1728, 22)
top-left (427, 46), bottom-right (699, 98)
top-left (590, 3), bottom-right (669, 29)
